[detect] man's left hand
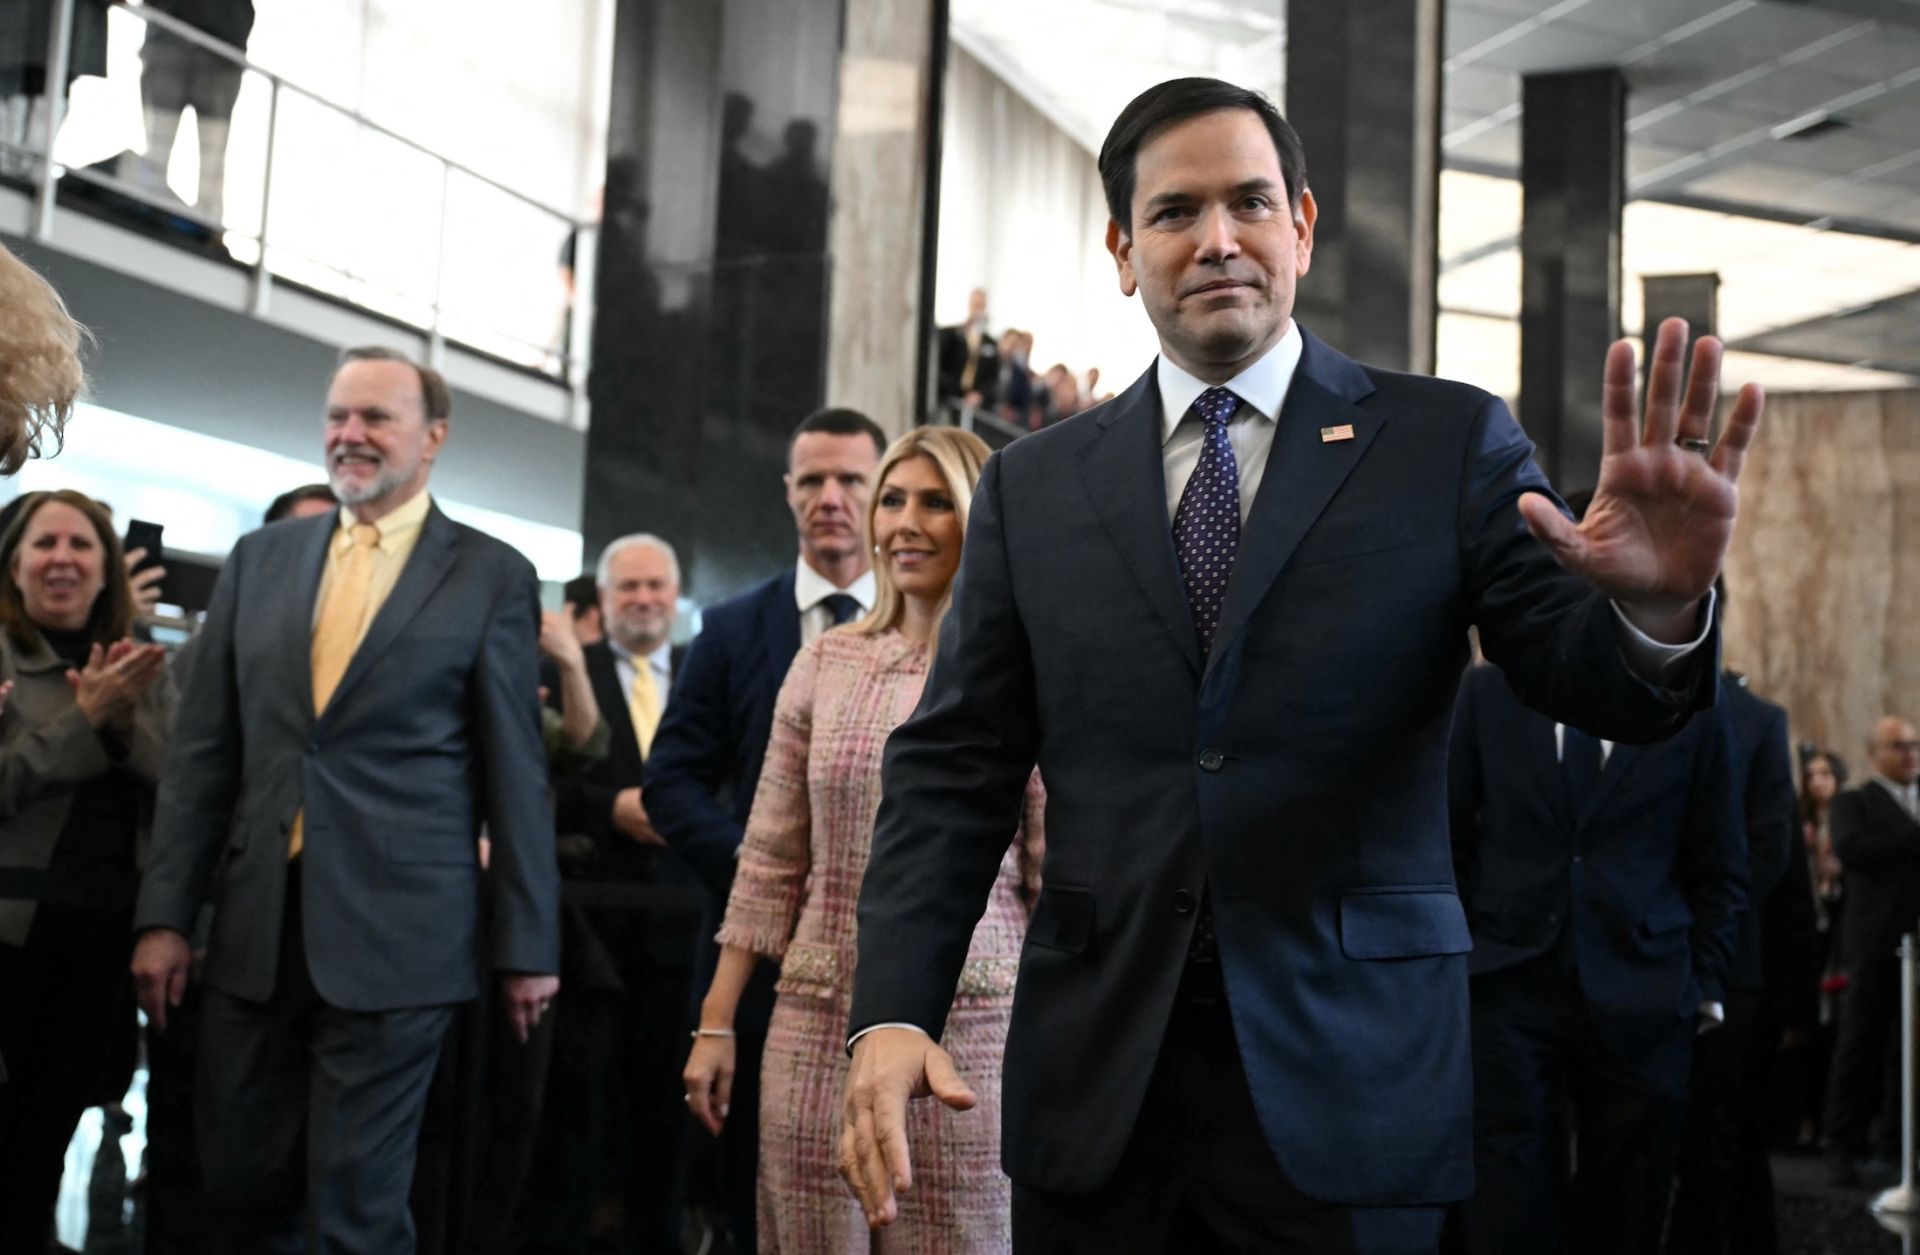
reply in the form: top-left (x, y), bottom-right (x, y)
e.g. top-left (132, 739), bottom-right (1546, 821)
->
top-left (1518, 317), bottom-right (1764, 643)
top-left (500, 972), bottom-right (560, 1044)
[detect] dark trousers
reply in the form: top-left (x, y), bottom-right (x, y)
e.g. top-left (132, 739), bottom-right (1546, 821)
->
top-left (0, 904), bottom-right (136, 1255)
top-left (144, 979), bottom-right (216, 1255)
top-left (196, 873), bottom-right (456, 1255)
top-left (411, 982), bottom-right (556, 1255)
top-left (718, 961), bottom-right (778, 1255)
top-left (1011, 964), bottom-right (1446, 1254)
top-left (1465, 957), bottom-right (1687, 1255)
top-left (1825, 950), bottom-right (1901, 1161)
top-left (1668, 989), bottom-right (1777, 1254)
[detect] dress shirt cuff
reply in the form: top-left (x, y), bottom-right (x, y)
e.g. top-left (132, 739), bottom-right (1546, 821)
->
top-left (1610, 588), bottom-right (1716, 685)
top-left (1697, 1000), bottom-right (1725, 1035)
top-left (847, 1022), bottom-right (931, 1053)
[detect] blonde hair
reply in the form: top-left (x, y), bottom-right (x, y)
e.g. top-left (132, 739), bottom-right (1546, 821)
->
top-left (0, 243), bottom-right (83, 474)
top-left (853, 426), bottom-right (991, 640)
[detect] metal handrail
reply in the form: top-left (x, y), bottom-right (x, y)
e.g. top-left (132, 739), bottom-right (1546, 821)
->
top-left (119, 2), bottom-right (584, 228)
top-left (23, 0), bottom-right (595, 394)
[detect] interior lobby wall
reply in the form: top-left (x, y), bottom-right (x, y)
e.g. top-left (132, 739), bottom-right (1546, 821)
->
top-left (1722, 389), bottom-right (1920, 759)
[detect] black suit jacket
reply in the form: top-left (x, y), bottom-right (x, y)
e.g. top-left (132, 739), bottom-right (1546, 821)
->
top-left (1450, 664), bottom-right (1745, 1090)
top-left (135, 505), bottom-right (560, 1010)
top-left (1723, 676), bottom-right (1797, 991)
top-left (643, 571), bottom-right (800, 898)
top-left (850, 329), bottom-right (1718, 1205)
top-left (551, 640), bottom-right (704, 957)
top-left (1833, 782), bottom-right (1920, 973)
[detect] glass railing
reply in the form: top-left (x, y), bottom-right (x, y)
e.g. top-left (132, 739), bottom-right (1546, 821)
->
top-left (1, 0), bottom-right (596, 399)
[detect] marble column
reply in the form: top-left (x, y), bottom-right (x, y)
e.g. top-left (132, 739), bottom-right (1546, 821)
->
top-left (584, 0), bottom-right (846, 597)
top-left (1721, 389), bottom-right (1920, 754)
top-left (1639, 272), bottom-right (1719, 406)
top-left (824, 0), bottom-right (941, 435)
top-left (1285, 0), bottom-right (1444, 375)
top-left (1520, 69), bottom-right (1625, 496)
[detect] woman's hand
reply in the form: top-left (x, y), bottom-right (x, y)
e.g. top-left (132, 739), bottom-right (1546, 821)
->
top-left (66, 639), bottom-right (167, 729)
top-left (538, 610), bottom-right (586, 675)
top-left (683, 1031), bottom-right (737, 1136)
top-left (0, 678), bottom-right (13, 716)
top-left (125, 548), bottom-right (167, 620)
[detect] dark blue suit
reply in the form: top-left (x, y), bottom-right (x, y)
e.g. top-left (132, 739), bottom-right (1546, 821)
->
top-left (1449, 662), bottom-right (1744, 1253)
top-left (850, 329), bottom-right (1717, 1245)
top-left (643, 568), bottom-right (800, 1255)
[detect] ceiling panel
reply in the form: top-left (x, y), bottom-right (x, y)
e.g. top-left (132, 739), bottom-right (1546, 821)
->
top-left (1466, 23), bottom-right (1649, 73)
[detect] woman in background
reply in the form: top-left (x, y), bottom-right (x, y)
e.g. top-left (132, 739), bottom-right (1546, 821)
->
top-left (0, 489), bottom-right (172, 1253)
top-left (684, 426), bottom-right (1042, 1252)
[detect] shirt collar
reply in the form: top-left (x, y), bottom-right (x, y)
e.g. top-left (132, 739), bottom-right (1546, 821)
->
top-left (794, 558), bottom-right (876, 614)
top-left (1156, 321), bottom-right (1303, 446)
top-left (335, 490), bottom-right (432, 552)
top-left (609, 636), bottom-right (672, 675)
top-left (1874, 774), bottom-right (1918, 801)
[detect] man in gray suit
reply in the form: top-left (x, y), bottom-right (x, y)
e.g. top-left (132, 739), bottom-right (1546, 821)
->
top-left (130, 346), bottom-right (561, 1255)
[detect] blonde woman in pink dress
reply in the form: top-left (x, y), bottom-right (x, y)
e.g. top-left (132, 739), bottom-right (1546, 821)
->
top-left (684, 426), bottom-right (1042, 1253)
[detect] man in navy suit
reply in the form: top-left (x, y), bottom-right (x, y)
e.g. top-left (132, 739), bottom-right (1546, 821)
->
top-left (644, 406), bottom-right (886, 1253)
top-left (838, 78), bottom-right (1764, 1251)
top-left (1448, 657), bottom-right (1744, 1253)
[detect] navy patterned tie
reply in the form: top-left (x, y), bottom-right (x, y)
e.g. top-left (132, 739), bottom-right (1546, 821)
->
top-left (1173, 387), bottom-right (1243, 654)
top-left (821, 593), bottom-right (862, 626)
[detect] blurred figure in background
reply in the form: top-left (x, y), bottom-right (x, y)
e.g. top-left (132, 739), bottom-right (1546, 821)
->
top-left (263, 482), bottom-right (338, 526)
top-left (0, 241), bottom-right (82, 472)
top-left (0, 490), bottom-right (173, 1254)
top-left (563, 573), bottom-right (605, 647)
top-left (122, 0), bottom-right (257, 224)
top-left (1822, 718), bottom-right (1920, 1186)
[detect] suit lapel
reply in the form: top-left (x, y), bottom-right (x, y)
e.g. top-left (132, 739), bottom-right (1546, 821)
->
top-left (319, 506), bottom-right (459, 719)
top-left (283, 515), bottom-right (335, 709)
top-left (1578, 741), bottom-right (1640, 831)
top-left (587, 642), bottom-right (640, 766)
top-left (1205, 330), bottom-right (1382, 682)
top-left (758, 571), bottom-right (802, 684)
top-left (1076, 367), bottom-right (1202, 676)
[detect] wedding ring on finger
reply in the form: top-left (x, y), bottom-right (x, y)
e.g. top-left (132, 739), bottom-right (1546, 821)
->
top-left (1675, 436), bottom-right (1711, 456)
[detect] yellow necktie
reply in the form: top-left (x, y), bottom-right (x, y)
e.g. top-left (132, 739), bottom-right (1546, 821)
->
top-left (290, 523), bottom-right (379, 858)
top-left (628, 662), bottom-right (661, 758)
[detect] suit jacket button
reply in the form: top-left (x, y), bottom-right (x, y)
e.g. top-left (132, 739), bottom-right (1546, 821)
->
top-left (1198, 749), bottom-right (1224, 772)
top-left (1172, 889), bottom-right (1195, 915)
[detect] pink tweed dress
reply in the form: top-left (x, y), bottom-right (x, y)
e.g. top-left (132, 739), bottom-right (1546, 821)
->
top-left (717, 627), bottom-right (1044, 1254)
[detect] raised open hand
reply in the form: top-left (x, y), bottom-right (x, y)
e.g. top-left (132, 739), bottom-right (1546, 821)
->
top-left (1517, 317), bottom-right (1764, 643)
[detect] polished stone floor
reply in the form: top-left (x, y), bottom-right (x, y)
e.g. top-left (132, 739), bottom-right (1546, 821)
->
top-left (37, 1086), bottom-right (1920, 1254)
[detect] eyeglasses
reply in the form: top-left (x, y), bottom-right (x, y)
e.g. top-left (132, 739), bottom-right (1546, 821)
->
top-left (1885, 740), bottom-right (1920, 753)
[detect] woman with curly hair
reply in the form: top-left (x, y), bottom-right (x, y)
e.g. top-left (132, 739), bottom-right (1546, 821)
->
top-left (0, 241), bottom-right (81, 475)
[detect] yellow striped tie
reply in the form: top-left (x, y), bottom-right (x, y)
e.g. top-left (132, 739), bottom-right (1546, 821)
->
top-left (290, 523), bottom-right (379, 858)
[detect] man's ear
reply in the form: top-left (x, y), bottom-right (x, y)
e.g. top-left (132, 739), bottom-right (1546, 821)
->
top-left (1292, 188), bottom-right (1318, 279)
top-left (424, 418), bottom-right (450, 462)
top-left (1106, 219), bottom-right (1138, 298)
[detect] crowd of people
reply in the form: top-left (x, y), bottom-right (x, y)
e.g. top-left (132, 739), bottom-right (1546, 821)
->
top-left (0, 65), bottom-right (1915, 1255)
top-left (934, 289), bottom-right (1113, 433)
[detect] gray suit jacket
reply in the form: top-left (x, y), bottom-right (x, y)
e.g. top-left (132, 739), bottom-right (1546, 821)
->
top-left (133, 502), bottom-right (560, 1011)
top-left (0, 632), bottom-right (175, 946)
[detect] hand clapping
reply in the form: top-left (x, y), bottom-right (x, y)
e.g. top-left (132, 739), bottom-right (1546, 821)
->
top-left (66, 638), bottom-right (167, 729)
top-left (1516, 317), bottom-right (1765, 643)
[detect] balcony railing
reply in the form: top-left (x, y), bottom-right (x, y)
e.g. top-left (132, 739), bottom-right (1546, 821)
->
top-left (2, 0), bottom-right (597, 415)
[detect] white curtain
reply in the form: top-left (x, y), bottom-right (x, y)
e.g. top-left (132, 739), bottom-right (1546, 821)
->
top-left (935, 44), bottom-right (1159, 392)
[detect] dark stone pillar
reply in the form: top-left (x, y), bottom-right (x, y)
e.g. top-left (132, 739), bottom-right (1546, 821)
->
top-left (1640, 272), bottom-right (1720, 397)
top-left (1285, 0), bottom-right (1444, 374)
top-left (584, 0), bottom-right (845, 598)
top-left (1519, 68), bottom-right (1625, 496)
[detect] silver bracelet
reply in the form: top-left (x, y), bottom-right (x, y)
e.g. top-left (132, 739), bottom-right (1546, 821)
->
top-left (690, 1027), bottom-right (736, 1040)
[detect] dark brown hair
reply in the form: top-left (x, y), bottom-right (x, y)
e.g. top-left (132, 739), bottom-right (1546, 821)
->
top-left (1098, 77), bottom-right (1307, 235)
top-left (0, 489), bottom-right (134, 648)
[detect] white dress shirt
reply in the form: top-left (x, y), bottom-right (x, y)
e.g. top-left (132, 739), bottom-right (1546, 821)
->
top-left (608, 638), bottom-right (674, 707)
top-left (795, 559), bottom-right (877, 645)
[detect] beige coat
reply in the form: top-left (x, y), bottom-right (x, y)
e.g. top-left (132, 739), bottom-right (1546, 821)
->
top-left (0, 631), bottom-right (175, 946)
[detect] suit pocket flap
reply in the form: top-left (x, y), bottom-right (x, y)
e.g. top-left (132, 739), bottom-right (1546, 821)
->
top-left (1027, 885), bottom-right (1095, 955)
top-left (1638, 898), bottom-right (1694, 937)
top-left (1340, 890), bottom-right (1471, 960)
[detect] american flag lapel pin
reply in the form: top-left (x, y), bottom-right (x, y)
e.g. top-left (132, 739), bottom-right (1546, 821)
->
top-left (1320, 424), bottom-right (1355, 443)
